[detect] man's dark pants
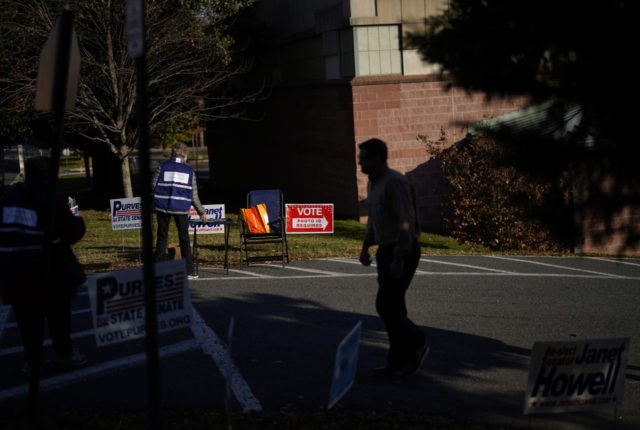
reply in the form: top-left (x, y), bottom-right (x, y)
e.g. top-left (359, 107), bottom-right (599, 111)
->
top-left (375, 239), bottom-right (426, 368)
top-left (13, 301), bottom-right (73, 367)
top-left (154, 212), bottom-right (195, 274)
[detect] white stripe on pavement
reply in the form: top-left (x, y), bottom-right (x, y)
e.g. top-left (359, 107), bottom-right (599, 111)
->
top-left (277, 265), bottom-right (352, 276)
top-left (487, 255), bottom-right (624, 277)
top-left (190, 308), bottom-right (262, 412)
top-left (587, 256), bottom-right (640, 267)
top-left (2, 308), bottom-right (262, 412)
top-left (0, 339), bottom-right (201, 402)
top-left (420, 258), bottom-right (512, 273)
top-left (187, 270), bottom-right (640, 281)
top-left (226, 268), bottom-right (274, 278)
top-left (326, 258), bottom-right (375, 266)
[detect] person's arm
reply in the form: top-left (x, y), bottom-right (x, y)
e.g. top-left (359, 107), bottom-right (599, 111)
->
top-left (387, 179), bottom-right (417, 277)
top-left (56, 196), bottom-right (86, 245)
top-left (359, 222), bottom-right (374, 266)
top-left (388, 179), bottom-right (416, 261)
top-left (191, 174), bottom-right (208, 221)
top-left (151, 164), bottom-right (161, 189)
top-left (359, 184), bottom-right (375, 266)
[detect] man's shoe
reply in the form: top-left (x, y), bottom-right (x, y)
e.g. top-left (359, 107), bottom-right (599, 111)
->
top-left (188, 273), bottom-right (199, 280)
top-left (400, 344), bottom-right (429, 376)
top-left (372, 364), bottom-right (403, 378)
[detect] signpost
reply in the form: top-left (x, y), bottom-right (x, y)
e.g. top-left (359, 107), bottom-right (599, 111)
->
top-left (34, 12), bottom-right (80, 112)
top-left (285, 203), bottom-right (334, 234)
top-left (126, 1), bottom-right (161, 427)
top-left (31, 8), bottom-right (79, 423)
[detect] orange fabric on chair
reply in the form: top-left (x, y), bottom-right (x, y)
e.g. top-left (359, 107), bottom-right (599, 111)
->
top-left (240, 203), bottom-right (269, 234)
top-left (255, 202), bottom-right (270, 233)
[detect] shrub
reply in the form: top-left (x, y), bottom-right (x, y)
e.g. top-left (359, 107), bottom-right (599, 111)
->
top-left (420, 131), bottom-right (574, 252)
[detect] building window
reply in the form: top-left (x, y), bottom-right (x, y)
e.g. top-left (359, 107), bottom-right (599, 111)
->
top-left (353, 25), bottom-right (402, 76)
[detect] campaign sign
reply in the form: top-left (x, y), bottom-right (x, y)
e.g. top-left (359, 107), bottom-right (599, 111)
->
top-left (328, 320), bottom-right (362, 409)
top-left (88, 259), bottom-right (193, 347)
top-left (188, 204), bottom-right (226, 234)
top-left (110, 197), bottom-right (142, 230)
top-left (286, 203), bottom-right (334, 234)
top-left (524, 337), bottom-right (629, 415)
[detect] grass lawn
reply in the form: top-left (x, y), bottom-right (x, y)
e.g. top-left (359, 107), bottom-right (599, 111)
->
top-left (73, 208), bottom-right (487, 274)
top-left (59, 172), bottom-right (486, 273)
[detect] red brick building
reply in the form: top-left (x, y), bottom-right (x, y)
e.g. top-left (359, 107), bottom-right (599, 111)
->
top-left (208, 1), bottom-right (639, 256)
top-left (209, 0), bottom-right (524, 232)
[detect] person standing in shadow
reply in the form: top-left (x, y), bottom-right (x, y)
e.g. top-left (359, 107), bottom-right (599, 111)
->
top-left (0, 156), bottom-right (88, 376)
top-left (358, 138), bottom-right (429, 377)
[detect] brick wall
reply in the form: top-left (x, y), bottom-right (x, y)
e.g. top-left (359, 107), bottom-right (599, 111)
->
top-left (351, 75), bottom-right (524, 231)
top-left (576, 159), bottom-right (640, 256)
top-left (582, 206), bottom-right (640, 256)
top-left (210, 75), bottom-right (525, 225)
top-left (208, 76), bottom-right (638, 255)
top-left (210, 75), bottom-right (525, 227)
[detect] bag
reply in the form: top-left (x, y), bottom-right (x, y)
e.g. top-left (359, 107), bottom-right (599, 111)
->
top-left (240, 203), bottom-right (270, 234)
top-left (54, 242), bottom-right (87, 290)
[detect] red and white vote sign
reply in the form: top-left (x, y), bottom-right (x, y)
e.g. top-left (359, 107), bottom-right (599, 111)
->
top-left (285, 203), bottom-right (334, 234)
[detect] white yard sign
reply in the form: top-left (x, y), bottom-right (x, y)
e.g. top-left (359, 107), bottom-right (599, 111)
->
top-left (110, 197), bottom-right (142, 230)
top-left (188, 204), bottom-right (226, 234)
top-left (524, 338), bottom-right (629, 415)
top-left (88, 260), bottom-right (193, 347)
top-left (109, 200), bottom-right (225, 232)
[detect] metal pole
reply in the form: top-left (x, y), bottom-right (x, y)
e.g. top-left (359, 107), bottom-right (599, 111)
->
top-left (29, 8), bottom-right (74, 426)
top-left (137, 51), bottom-right (161, 430)
top-left (126, 1), bottom-right (161, 427)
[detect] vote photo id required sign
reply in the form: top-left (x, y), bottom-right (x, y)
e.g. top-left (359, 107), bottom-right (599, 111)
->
top-left (285, 203), bottom-right (333, 234)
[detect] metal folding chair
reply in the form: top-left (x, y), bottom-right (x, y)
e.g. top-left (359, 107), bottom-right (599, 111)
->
top-left (238, 189), bottom-right (289, 266)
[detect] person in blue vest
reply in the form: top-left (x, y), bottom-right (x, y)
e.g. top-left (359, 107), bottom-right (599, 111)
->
top-left (152, 142), bottom-right (207, 279)
top-left (0, 156), bottom-right (88, 375)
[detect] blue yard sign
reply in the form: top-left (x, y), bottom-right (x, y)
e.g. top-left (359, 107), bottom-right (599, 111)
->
top-left (328, 321), bottom-right (362, 409)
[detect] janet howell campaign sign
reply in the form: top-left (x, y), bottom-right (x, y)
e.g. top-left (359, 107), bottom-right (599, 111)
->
top-left (524, 337), bottom-right (629, 415)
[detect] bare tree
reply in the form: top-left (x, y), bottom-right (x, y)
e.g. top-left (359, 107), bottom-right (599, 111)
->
top-left (0, 0), bottom-right (260, 197)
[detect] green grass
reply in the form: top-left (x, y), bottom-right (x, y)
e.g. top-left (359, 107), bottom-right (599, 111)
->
top-left (58, 162), bottom-right (485, 274)
top-left (54, 160), bottom-right (487, 272)
top-left (73, 209), bottom-right (486, 274)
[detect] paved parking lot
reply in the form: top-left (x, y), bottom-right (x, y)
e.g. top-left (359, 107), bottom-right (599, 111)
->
top-left (1, 255), bottom-right (639, 429)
